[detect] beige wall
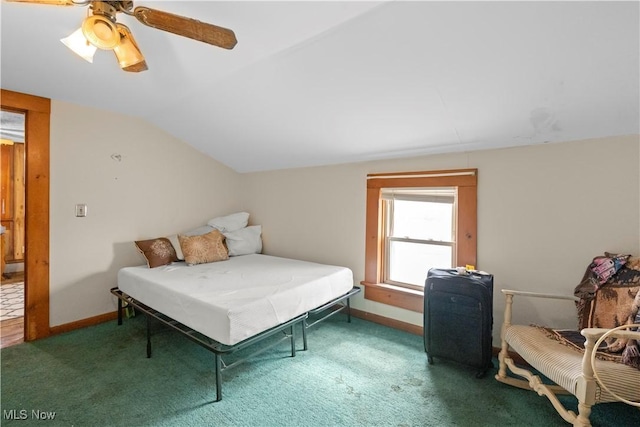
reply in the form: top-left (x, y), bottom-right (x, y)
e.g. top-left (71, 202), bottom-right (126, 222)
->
top-left (47, 103), bottom-right (640, 342)
top-left (49, 100), bottom-right (243, 326)
top-left (241, 135), bottom-right (640, 340)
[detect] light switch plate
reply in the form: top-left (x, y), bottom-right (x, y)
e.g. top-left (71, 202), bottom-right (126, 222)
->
top-left (75, 204), bottom-right (87, 217)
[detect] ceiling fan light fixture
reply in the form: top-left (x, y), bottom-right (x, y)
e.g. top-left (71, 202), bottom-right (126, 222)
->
top-left (113, 24), bottom-right (147, 72)
top-left (82, 15), bottom-right (119, 49)
top-left (19, 0), bottom-right (237, 73)
top-left (60, 27), bottom-right (97, 63)
top-left (122, 61), bottom-right (148, 73)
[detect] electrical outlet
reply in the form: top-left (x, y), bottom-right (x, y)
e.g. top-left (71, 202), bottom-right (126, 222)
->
top-left (75, 204), bottom-right (87, 217)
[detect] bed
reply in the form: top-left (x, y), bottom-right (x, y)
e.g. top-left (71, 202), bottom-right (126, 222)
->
top-left (111, 253), bottom-right (360, 401)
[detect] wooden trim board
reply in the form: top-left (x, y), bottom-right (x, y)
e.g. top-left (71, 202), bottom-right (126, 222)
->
top-left (49, 311), bottom-right (118, 336)
top-left (1, 89), bottom-right (51, 341)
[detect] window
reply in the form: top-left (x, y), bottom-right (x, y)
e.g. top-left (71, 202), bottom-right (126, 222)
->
top-left (383, 188), bottom-right (455, 290)
top-left (362, 169), bottom-right (477, 312)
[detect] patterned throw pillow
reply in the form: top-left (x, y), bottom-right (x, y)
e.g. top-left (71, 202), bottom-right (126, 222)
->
top-left (178, 229), bottom-right (229, 266)
top-left (135, 237), bottom-right (178, 268)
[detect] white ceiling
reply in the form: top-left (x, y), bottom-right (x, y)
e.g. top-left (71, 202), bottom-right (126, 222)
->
top-left (1, 1), bottom-right (638, 172)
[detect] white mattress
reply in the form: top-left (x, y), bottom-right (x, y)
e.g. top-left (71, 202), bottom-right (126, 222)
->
top-left (117, 254), bottom-right (354, 346)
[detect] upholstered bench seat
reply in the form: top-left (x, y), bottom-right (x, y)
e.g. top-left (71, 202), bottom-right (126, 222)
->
top-left (504, 324), bottom-right (640, 403)
top-left (496, 288), bottom-right (640, 426)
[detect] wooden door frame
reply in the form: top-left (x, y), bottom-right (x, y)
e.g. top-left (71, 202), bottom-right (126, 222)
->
top-left (1, 89), bottom-right (51, 341)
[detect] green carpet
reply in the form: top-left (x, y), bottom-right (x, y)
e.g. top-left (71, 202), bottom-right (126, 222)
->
top-left (1, 315), bottom-right (638, 426)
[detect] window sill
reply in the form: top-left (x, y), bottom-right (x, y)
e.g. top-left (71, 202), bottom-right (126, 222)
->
top-left (360, 281), bottom-right (424, 313)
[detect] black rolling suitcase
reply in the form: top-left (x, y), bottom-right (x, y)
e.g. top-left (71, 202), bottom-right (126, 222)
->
top-left (424, 268), bottom-right (494, 378)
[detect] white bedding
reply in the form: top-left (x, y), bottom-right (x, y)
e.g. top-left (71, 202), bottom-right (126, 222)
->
top-left (117, 254), bottom-right (354, 345)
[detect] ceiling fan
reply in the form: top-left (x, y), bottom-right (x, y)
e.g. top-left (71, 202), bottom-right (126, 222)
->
top-left (8, 0), bottom-right (238, 72)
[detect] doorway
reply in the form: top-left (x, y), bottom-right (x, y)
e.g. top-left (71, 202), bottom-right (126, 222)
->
top-left (1, 88), bottom-right (51, 346)
top-left (1, 109), bottom-right (26, 347)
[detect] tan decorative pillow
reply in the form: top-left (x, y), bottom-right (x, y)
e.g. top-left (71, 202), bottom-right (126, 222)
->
top-left (178, 229), bottom-right (229, 266)
top-left (135, 237), bottom-right (178, 268)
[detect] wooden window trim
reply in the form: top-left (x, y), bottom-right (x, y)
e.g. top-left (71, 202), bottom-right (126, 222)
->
top-left (1, 89), bottom-right (51, 341)
top-left (361, 169), bottom-right (477, 313)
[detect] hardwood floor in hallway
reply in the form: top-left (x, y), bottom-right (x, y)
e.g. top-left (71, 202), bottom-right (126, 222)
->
top-left (1, 270), bottom-right (25, 348)
top-left (0, 317), bottom-right (23, 348)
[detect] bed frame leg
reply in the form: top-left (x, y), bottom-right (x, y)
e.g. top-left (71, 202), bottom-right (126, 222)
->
top-left (302, 320), bottom-right (308, 351)
top-left (117, 297), bottom-right (123, 326)
top-left (290, 325), bottom-right (296, 357)
top-left (215, 354), bottom-right (222, 402)
top-left (146, 315), bottom-right (152, 358)
top-left (347, 298), bottom-right (352, 323)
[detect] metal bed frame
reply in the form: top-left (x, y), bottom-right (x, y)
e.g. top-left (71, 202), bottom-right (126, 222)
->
top-left (110, 286), bottom-right (361, 401)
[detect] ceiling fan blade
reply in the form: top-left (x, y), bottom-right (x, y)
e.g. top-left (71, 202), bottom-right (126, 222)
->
top-left (6, 0), bottom-right (77, 5)
top-left (133, 6), bottom-right (237, 50)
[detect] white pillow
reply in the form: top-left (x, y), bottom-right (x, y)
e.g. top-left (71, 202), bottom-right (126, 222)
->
top-left (181, 225), bottom-right (215, 236)
top-left (166, 234), bottom-right (184, 261)
top-left (207, 212), bottom-right (250, 233)
top-left (223, 225), bottom-right (262, 256)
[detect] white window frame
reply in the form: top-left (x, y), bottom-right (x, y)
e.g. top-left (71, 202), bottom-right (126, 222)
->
top-left (382, 189), bottom-right (456, 291)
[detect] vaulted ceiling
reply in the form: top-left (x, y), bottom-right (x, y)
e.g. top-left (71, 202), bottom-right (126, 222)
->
top-left (1, 1), bottom-right (638, 172)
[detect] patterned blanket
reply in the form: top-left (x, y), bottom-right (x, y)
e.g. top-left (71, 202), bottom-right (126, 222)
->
top-left (570, 253), bottom-right (640, 370)
top-left (538, 326), bottom-right (637, 367)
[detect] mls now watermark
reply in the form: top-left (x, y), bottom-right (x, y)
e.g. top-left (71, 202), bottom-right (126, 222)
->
top-left (4, 409), bottom-right (57, 421)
